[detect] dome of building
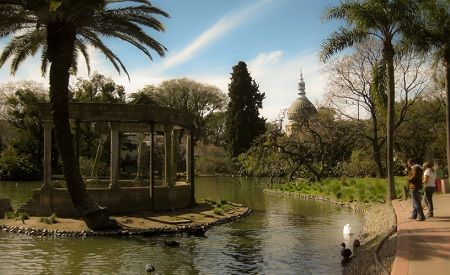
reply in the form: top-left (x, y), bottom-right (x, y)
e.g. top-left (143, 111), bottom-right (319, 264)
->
top-left (287, 73), bottom-right (317, 121)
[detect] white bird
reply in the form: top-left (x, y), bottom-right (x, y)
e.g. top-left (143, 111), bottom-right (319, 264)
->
top-left (343, 224), bottom-right (352, 235)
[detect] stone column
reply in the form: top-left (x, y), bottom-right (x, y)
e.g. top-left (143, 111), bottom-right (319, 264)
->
top-left (186, 129), bottom-right (193, 184)
top-left (109, 122), bottom-right (120, 189)
top-left (164, 125), bottom-right (173, 186)
top-left (171, 129), bottom-right (179, 185)
top-left (42, 120), bottom-right (53, 188)
top-left (90, 134), bottom-right (107, 179)
top-left (135, 133), bottom-right (145, 181)
top-left (188, 129), bottom-right (195, 205)
top-left (149, 124), bottom-right (154, 198)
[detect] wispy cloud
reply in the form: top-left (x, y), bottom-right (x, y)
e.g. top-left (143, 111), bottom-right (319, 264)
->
top-left (161, 0), bottom-right (273, 70)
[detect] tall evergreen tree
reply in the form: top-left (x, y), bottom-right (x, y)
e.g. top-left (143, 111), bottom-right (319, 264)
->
top-left (225, 61), bottom-right (266, 157)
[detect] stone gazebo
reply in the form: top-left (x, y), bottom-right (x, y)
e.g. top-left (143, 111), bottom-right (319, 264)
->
top-left (22, 103), bottom-right (197, 217)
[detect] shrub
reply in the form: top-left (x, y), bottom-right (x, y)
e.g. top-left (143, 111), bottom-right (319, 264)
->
top-left (40, 213), bottom-right (58, 224)
top-left (0, 146), bottom-right (41, 180)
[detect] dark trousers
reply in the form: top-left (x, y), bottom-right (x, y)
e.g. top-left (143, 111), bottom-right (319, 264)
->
top-left (424, 186), bottom-right (435, 212)
top-left (411, 189), bottom-right (425, 220)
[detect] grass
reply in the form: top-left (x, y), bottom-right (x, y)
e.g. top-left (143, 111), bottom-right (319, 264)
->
top-left (40, 213), bottom-right (58, 224)
top-left (204, 199), bottom-right (234, 215)
top-left (4, 211), bottom-right (30, 224)
top-left (273, 176), bottom-right (406, 203)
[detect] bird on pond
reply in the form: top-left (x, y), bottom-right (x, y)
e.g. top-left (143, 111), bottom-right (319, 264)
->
top-left (145, 264), bottom-right (155, 272)
top-left (353, 239), bottom-right (361, 249)
top-left (341, 242), bottom-right (352, 259)
top-left (343, 224), bottom-right (352, 235)
top-left (164, 240), bottom-right (180, 247)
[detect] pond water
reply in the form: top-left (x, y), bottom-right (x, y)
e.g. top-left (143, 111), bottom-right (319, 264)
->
top-left (0, 177), bottom-right (364, 274)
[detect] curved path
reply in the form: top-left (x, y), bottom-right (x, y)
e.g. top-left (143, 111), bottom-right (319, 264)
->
top-left (392, 194), bottom-right (450, 275)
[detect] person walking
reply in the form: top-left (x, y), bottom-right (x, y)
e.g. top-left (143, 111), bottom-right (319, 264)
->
top-left (407, 159), bottom-right (425, 221)
top-left (423, 162), bottom-right (436, 217)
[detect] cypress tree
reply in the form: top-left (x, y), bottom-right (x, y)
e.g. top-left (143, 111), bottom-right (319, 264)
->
top-left (225, 61), bottom-right (266, 157)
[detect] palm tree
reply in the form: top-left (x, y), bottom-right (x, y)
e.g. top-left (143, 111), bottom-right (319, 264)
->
top-left (0, 0), bottom-right (168, 229)
top-left (320, 0), bottom-right (417, 202)
top-left (402, 0), bottom-right (450, 188)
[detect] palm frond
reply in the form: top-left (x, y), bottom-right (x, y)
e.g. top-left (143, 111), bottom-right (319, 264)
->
top-left (320, 27), bottom-right (367, 61)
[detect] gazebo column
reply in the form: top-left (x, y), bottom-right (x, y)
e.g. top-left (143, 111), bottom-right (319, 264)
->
top-left (135, 133), bottom-right (145, 181)
top-left (90, 134), bottom-right (107, 179)
top-left (42, 120), bottom-right (53, 188)
top-left (164, 125), bottom-right (173, 186)
top-left (109, 122), bottom-right (120, 189)
top-left (187, 129), bottom-right (195, 205)
top-left (171, 129), bottom-right (179, 185)
top-left (149, 124), bottom-right (154, 198)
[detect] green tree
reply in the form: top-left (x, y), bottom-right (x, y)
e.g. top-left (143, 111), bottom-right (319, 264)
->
top-left (402, 0), bottom-right (450, 184)
top-left (320, 0), bottom-right (418, 201)
top-left (71, 72), bottom-right (126, 103)
top-left (225, 61), bottom-right (266, 157)
top-left (130, 78), bottom-right (227, 143)
top-left (0, 0), bottom-right (168, 229)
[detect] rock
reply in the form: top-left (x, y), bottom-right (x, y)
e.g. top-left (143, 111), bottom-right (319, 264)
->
top-left (0, 197), bottom-right (14, 218)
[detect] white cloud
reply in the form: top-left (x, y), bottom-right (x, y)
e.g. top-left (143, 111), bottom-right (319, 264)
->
top-left (161, 0), bottom-right (273, 70)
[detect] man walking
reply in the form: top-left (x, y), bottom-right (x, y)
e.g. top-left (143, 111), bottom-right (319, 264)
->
top-left (407, 159), bottom-right (425, 221)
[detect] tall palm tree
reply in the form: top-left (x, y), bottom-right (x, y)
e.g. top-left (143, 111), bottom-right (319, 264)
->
top-left (0, 0), bottom-right (168, 229)
top-left (320, 0), bottom-right (417, 202)
top-left (402, 0), bottom-right (450, 188)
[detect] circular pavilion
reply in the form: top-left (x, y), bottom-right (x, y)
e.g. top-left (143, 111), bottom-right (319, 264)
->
top-left (20, 103), bottom-right (197, 217)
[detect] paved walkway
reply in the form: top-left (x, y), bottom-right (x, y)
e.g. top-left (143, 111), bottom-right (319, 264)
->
top-left (391, 194), bottom-right (450, 275)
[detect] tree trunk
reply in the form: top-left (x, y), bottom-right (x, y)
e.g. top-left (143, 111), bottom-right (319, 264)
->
top-left (384, 42), bottom-right (397, 202)
top-left (444, 53), bottom-right (450, 188)
top-left (372, 140), bottom-right (384, 178)
top-left (46, 22), bottom-right (115, 230)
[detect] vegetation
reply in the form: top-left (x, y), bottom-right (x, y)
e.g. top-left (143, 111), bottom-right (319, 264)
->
top-left (274, 177), bottom-right (405, 203)
top-left (0, 0), bottom-right (169, 229)
top-left (321, 0), bottom-right (419, 201)
top-left (225, 61), bottom-right (266, 157)
top-left (40, 213), bottom-right (58, 224)
top-left (129, 78), bottom-right (227, 143)
top-left (4, 211), bottom-right (30, 224)
top-left (0, 146), bottom-right (41, 180)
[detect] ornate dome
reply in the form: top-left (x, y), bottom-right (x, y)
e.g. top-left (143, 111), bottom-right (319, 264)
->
top-left (287, 72), bottom-right (317, 121)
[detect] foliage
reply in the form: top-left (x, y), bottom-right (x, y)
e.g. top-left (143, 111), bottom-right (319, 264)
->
top-left (40, 213), bottom-right (58, 224)
top-left (342, 149), bottom-right (377, 177)
top-left (71, 73), bottom-right (126, 103)
top-left (0, 146), bottom-right (41, 180)
top-left (195, 143), bottom-right (238, 175)
top-left (225, 61), bottom-right (266, 157)
top-left (129, 78), bottom-right (227, 143)
top-left (274, 177), bottom-right (405, 203)
top-left (240, 108), bottom-right (359, 181)
top-left (4, 211), bottom-right (30, 223)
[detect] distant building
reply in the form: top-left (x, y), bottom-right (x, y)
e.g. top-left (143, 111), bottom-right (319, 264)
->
top-left (286, 73), bottom-right (317, 136)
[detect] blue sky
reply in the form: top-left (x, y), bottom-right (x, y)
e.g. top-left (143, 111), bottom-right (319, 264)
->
top-left (0, 0), bottom-right (342, 119)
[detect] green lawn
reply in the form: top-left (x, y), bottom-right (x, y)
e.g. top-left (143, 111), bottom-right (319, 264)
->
top-left (273, 177), bottom-right (407, 203)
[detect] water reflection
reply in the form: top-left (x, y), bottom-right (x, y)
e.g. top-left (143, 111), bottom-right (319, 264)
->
top-left (0, 178), bottom-right (364, 274)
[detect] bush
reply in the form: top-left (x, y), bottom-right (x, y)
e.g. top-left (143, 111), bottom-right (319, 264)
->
top-left (40, 213), bottom-right (58, 224)
top-left (343, 149), bottom-right (377, 177)
top-left (0, 146), bottom-right (41, 180)
top-left (196, 144), bottom-right (237, 175)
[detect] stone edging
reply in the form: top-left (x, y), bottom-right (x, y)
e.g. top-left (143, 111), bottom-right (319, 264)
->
top-left (0, 206), bottom-right (252, 238)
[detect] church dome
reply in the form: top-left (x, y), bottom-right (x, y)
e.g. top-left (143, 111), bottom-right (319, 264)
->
top-left (287, 73), bottom-right (317, 121)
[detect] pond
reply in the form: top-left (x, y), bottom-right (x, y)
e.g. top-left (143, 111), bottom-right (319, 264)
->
top-left (0, 177), bottom-right (364, 274)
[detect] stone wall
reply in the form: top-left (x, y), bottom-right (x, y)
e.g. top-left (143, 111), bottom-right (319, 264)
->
top-left (20, 185), bottom-right (193, 217)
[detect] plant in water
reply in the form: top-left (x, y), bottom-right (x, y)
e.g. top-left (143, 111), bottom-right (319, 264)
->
top-left (40, 213), bottom-right (58, 224)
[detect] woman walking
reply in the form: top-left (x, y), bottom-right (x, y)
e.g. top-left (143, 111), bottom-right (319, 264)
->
top-left (423, 162), bottom-right (437, 217)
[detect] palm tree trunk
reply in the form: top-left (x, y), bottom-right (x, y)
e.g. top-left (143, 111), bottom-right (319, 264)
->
top-left (384, 43), bottom-right (397, 202)
top-left (46, 22), bottom-right (113, 230)
top-left (444, 53), bottom-right (450, 189)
